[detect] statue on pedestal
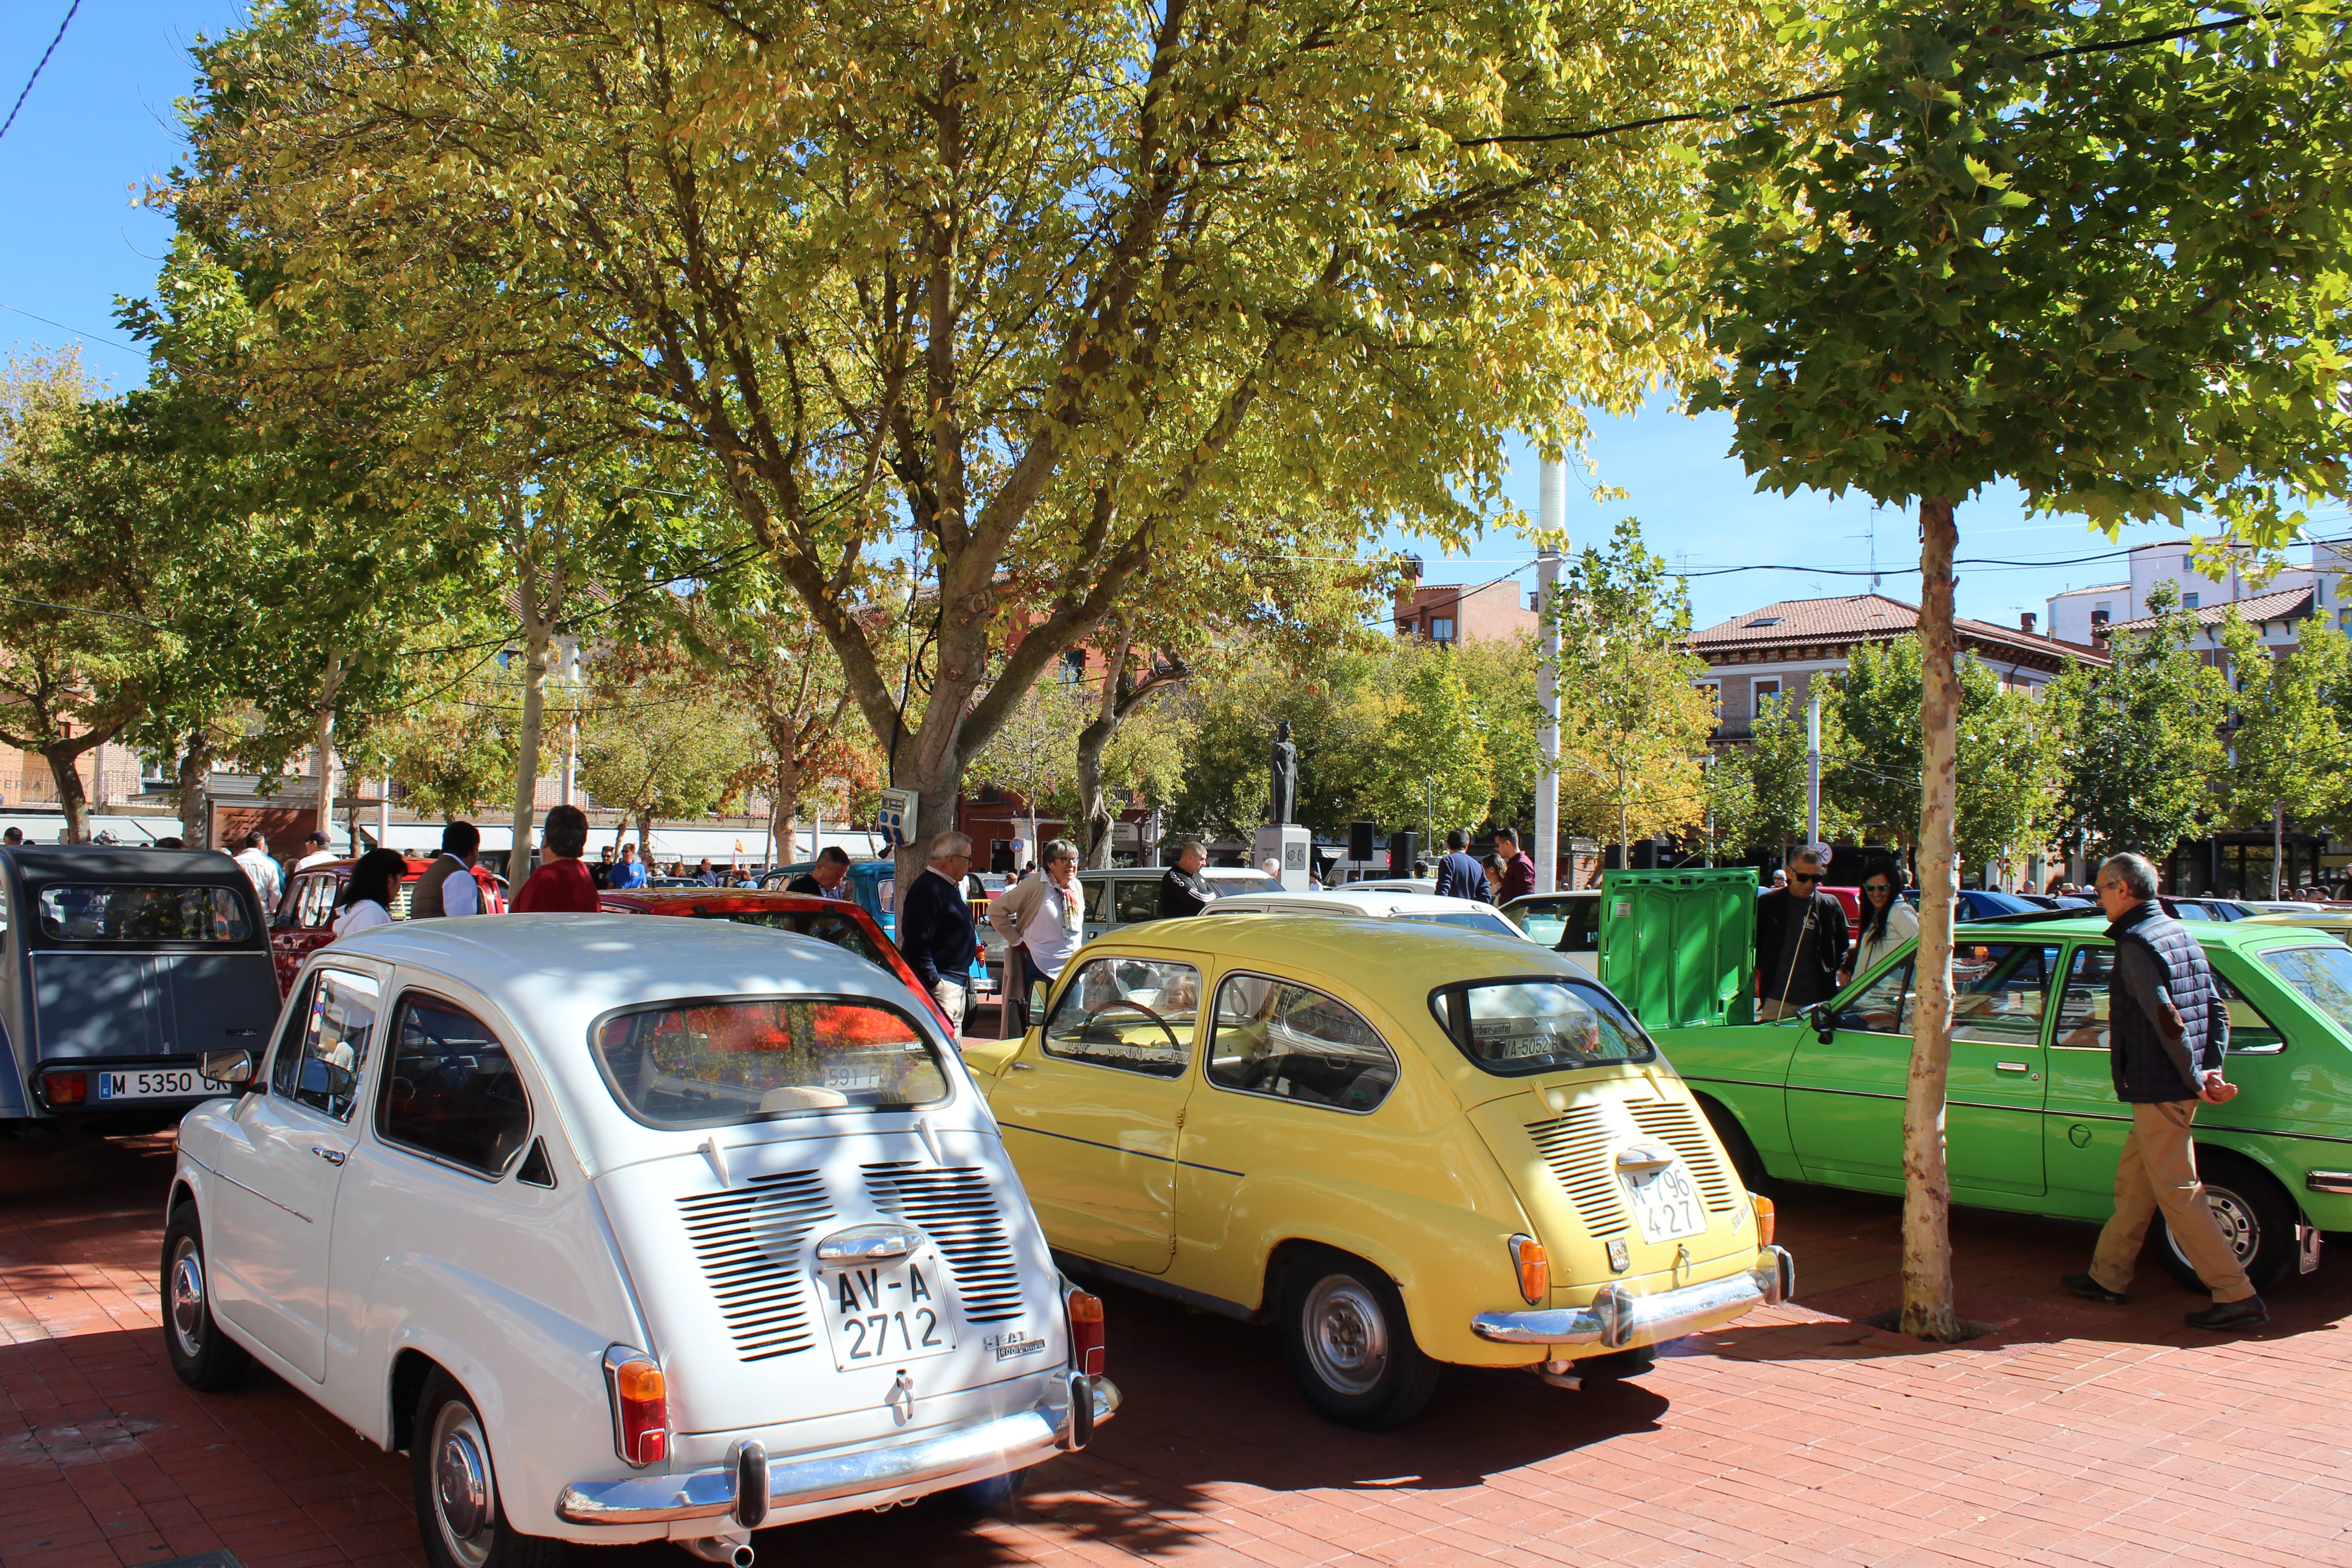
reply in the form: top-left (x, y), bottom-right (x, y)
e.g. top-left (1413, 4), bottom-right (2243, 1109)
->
top-left (1269, 720), bottom-right (1298, 827)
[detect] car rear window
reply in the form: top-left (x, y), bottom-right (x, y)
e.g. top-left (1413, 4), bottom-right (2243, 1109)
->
top-left (37, 884), bottom-right (251, 942)
top-left (1429, 977), bottom-right (1656, 1075)
top-left (687, 909), bottom-right (887, 968)
top-left (591, 997), bottom-right (949, 1129)
top-left (2259, 945), bottom-right (2352, 1036)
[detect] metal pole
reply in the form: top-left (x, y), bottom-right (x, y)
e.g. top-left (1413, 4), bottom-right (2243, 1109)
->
top-left (1805, 693), bottom-right (1822, 849)
top-left (1536, 458), bottom-right (1565, 894)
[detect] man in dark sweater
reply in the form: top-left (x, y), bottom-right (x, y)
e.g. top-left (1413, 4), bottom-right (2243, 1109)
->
top-left (897, 833), bottom-right (980, 1035)
top-left (2062, 852), bottom-right (2263, 1329)
top-left (1493, 827), bottom-right (1537, 904)
top-left (1432, 828), bottom-right (1492, 903)
top-left (1754, 847), bottom-right (1849, 1019)
top-left (1159, 838), bottom-right (1216, 916)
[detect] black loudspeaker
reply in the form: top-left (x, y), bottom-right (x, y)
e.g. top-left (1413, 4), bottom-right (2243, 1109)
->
top-left (1390, 830), bottom-right (1421, 876)
top-left (1349, 820), bottom-right (1377, 862)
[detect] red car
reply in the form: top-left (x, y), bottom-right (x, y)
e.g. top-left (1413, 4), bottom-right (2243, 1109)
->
top-left (598, 888), bottom-right (958, 1034)
top-left (273, 857), bottom-right (509, 993)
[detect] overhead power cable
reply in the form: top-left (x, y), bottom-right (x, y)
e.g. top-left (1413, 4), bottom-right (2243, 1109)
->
top-left (0, 0), bottom-right (81, 147)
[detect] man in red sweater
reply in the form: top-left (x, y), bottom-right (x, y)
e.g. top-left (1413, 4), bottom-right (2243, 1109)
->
top-left (514, 805), bottom-right (601, 912)
top-left (1494, 826), bottom-right (1538, 904)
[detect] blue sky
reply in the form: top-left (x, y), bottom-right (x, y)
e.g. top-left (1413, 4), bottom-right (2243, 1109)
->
top-left (1, 1), bottom-right (2293, 634)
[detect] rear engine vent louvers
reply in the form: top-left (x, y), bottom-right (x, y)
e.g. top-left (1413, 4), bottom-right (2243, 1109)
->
top-left (862, 1161), bottom-right (1024, 1323)
top-left (1526, 1106), bottom-right (1629, 1236)
top-left (677, 1170), bottom-right (831, 1362)
top-left (1627, 1099), bottom-right (1741, 1215)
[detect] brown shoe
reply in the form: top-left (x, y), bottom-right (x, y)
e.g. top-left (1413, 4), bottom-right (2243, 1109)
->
top-left (2184, 1296), bottom-right (2268, 1331)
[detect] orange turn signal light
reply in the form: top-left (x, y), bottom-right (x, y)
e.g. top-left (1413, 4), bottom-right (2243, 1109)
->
top-left (1508, 1235), bottom-right (1549, 1304)
top-left (614, 1359), bottom-right (666, 1403)
top-left (1751, 1194), bottom-right (1776, 1246)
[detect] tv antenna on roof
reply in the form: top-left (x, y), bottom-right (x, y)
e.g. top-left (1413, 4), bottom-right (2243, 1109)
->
top-left (1848, 508), bottom-right (1883, 589)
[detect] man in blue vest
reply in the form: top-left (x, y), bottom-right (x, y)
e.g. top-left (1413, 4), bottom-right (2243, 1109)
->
top-left (2062, 852), bottom-right (2264, 1329)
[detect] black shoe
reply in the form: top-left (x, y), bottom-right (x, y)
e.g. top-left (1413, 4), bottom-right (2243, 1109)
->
top-left (2061, 1272), bottom-right (2127, 1305)
top-left (2185, 1296), bottom-right (2268, 1331)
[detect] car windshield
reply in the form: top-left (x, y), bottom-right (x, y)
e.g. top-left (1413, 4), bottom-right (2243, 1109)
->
top-left (1429, 978), bottom-right (1655, 1075)
top-left (591, 997), bottom-right (949, 1129)
top-left (2258, 945), bottom-right (2352, 1035)
top-left (686, 909), bottom-right (886, 967)
top-left (37, 884), bottom-right (250, 942)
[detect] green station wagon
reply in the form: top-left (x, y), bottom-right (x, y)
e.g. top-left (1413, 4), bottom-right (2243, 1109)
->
top-left (1658, 915), bottom-right (2352, 1290)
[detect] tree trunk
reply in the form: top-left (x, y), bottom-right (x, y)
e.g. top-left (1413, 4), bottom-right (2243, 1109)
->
top-left (1901, 496), bottom-right (1964, 1343)
top-left (44, 743), bottom-right (94, 844)
top-left (2272, 801), bottom-right (2284, 898)
top-left (511, 605), bottom-right (554, 882)
top-left (637, 812), bottom-right (652, 860)
top-left (311, 653), bottom-right (348, 841)
top-left (769, 751), bottom-right (803, 867)
top-left (176, 741), bottom-right (215, 851)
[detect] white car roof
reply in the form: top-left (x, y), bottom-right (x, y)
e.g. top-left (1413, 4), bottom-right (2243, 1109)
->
top-left (1207, 889), bottom-right (1534, 938)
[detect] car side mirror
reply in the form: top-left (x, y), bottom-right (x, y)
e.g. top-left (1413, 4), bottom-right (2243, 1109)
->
top-left (1808, 1003), bottom-right (1837, 1045)
top-left (1029, 981), bottom-right (1048, 1016)
top-left (201, 1049), bottom-right (256, 1086)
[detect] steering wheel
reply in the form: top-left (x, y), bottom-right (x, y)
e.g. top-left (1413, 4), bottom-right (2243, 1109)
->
top-left (1085, 999), bottom-right (1183, 1052)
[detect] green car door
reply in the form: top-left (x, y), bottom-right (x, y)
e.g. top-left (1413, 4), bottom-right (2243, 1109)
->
top-left (1787, 941), bottom-right (2057, 1196)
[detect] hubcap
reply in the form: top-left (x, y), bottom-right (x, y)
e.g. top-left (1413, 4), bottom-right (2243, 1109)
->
top-left (430, 1401), bottom-right (496, 1567)
top-left (2171, 1187), bottom-right (2260, 1266)
top-left (1302, 1274), bottom-right (1389, 1397)
top-left (168, 1240), bottom-right (206, 1359)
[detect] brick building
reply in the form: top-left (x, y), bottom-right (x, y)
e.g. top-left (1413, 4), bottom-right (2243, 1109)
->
top-left (1392, 559), bottom-right (1539, 644)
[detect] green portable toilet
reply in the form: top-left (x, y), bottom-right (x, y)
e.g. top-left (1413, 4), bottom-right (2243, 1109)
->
top-left (1597, 868), bottom-right (1757, 1029)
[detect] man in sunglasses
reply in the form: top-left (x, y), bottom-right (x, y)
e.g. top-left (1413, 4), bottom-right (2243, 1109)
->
top-left (1756, 846), bottom-right (1850, 1021)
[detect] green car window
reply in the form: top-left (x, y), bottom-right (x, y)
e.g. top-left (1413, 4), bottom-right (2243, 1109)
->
top-left (2259, 945), bottom-right (2352, 1036)
top-left (1834, 959), bottom-right (1912, 1034)
top-left (2210, 972), bottom-right (2285, 1055)
top-left (1949, 945), bottom-right (2057, 1047)
top-left (2055, 947), bottom-right (2114, 1051)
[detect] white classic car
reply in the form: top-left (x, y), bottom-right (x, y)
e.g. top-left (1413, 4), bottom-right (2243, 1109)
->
top-left (162, 914), bottom-right (1114, 1568)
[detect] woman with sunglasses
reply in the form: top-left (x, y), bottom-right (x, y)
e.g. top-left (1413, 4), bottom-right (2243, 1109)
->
top-left (1838, 856), bottom-right (1918, 988)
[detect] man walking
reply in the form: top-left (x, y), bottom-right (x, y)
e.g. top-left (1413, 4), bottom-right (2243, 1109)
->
top-left (232, 833), bottom-right (283, 912)
top-left (2062, 853), bottom-right (2266, 1329)
top-left (993, 839), bottom-right (1086, 1035)
top-left (1159, 838), bottom-right (1217, 916)
top-left (1755, 845), bottom-right (1848, 1020)
top-left (788, 846), bottom-right (853, 899)
top-left (1493, 826), bottom-right (1536, 904)
top-left (410, 822), bottom-right (483, 918)
top-left (900, 832), bottom-right (981, 1034)
top-left (1432, 829), bottom-right (1493, 903)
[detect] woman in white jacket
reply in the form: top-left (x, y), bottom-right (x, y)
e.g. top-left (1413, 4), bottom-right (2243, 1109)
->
top-left (1840, 858), bottom-right (1918, 986)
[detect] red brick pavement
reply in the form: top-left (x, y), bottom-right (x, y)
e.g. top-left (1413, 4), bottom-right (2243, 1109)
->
top-left (7, 1129), bottom-right (2352, 1568)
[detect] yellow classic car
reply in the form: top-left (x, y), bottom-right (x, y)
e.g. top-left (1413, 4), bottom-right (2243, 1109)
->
top-left (961, 914), bottom-right (1792, 1428)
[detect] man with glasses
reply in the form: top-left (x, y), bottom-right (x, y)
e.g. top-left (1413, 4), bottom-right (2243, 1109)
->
top-left (1756, 846), bottom-right (1849, 1021)
top-left (2061, 852), bottom-right (2264, 1329)
top-left (991, 838), bottom-right (1087, 1035)
top-left (900, 832), bottom-right (982, 1034)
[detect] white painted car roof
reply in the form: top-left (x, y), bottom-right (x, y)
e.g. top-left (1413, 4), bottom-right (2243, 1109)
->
top-left (1204, 889), bottom-right (1535, 940)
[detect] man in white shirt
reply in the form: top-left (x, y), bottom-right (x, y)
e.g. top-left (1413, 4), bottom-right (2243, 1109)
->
top-left (231, 833), bottom-right (283, 911)
top-left (990, 839), bottom-right (1085, 1034)
top-left (291, 829), bottom-right (339, 874)
top-left (411, 822), bottom-right (483, 917)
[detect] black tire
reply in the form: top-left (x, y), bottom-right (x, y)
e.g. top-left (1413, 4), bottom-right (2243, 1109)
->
top-left (410, 1368), bottom-right (566, 1568)
top-left (1696, 1097), bottom-right (1767, 1190)
top-left (161, 1203), bottom-right (251, 1392)
top-left (1277, 1249), bottom-right (1441, 1430)
top-left (2160, 1156), bottom-right (2301, 1294)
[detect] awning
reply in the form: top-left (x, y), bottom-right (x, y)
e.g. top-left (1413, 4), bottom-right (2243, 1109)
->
top-left (0, 814), bottom-right (193, 846)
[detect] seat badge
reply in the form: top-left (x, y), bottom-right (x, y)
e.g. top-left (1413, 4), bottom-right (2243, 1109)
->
top-left (986, 1329), bottom-right (1047, 1362)
top-left (1606, 1239), bottom-right (1630, 1274)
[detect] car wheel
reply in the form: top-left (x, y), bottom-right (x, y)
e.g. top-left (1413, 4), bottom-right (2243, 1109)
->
top-left (1277, 1250), bottom-right (1440, 1430)
top-left (160, 1204), bottom-right (250, 1392)
top-left (1695, 1097), bottom-right (1766, 1190)
top-left (2160, 1157), bottom-right (2300, 1294)
top-left (410, 1370), bottom-right (564, 1568)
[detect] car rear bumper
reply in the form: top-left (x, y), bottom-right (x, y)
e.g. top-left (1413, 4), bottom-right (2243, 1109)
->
top-left (1469, 1245), bottom-right (1794, 1349)
top-left (554, 1372), bottom-right (1118, 1527)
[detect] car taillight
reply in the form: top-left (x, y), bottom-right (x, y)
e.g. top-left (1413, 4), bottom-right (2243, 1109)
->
top-left (1065, 1287), bottom-right (1105, 1376)
top-left (1508, 1235), bottom-right (1549, 1304)
top-left (46, 1072), bottom-right (86, 1108)
top-left (1751, 1193), bottom-right (1776, 1246)
top-left (604, 1350), bottom-right (667, 1467)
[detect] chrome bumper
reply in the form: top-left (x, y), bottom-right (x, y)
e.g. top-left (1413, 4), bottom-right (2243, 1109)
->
top-left (1471, 1245), bottom-right (1794, 1349)
top-left (555, 1372), bottom-right (1119, 1527)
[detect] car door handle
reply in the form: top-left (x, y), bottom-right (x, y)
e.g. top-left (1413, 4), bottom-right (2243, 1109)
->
top-left (311, 1146), bottom-right (348, 1166)
top-left (1007, 1061), bottom-right (1035, 1072)
top-left (1994, 1062), bottom-right (2029, 1073)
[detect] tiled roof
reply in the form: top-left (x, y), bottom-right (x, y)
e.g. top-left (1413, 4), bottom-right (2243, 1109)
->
top-left (2102, 586), bottom-right (2313, 635)
top-left (1687, 593), bottom-right (2107, 664)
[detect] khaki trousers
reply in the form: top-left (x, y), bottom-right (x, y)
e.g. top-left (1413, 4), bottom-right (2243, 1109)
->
top-left (931, 978), bottom-right (969, 1038)
top-left (2089, 1101), bottom-right (2256, 1303)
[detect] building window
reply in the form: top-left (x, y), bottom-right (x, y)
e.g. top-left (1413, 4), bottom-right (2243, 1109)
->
top-left (1751, 678), bottom-right (1781, 720)
top-left (1696, 681), bottom-right (1720, 715)
top-left (2093, 600), bottom-right (2112, 619)
top-left (1060, 648), bottom-right (1086, 682)
top-left (2183, 593), bottom-right (2200, 610)
top-left (1429, 617), bottom-right (1455, 644)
